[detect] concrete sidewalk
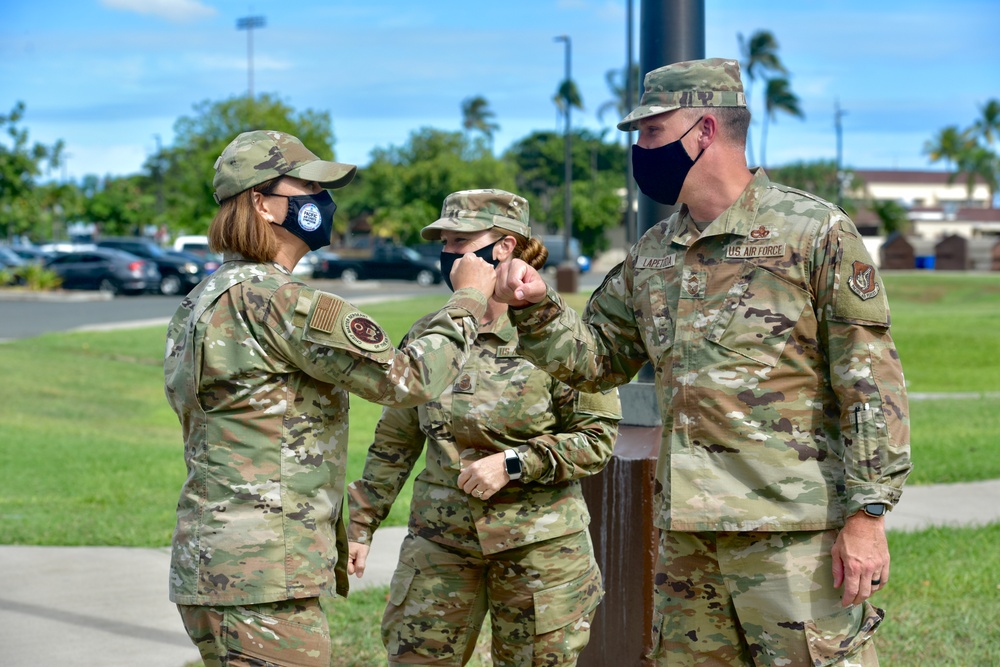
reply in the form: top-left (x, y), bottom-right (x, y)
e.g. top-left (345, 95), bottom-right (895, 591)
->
top-left (2, 480), bottom-right (999, 667)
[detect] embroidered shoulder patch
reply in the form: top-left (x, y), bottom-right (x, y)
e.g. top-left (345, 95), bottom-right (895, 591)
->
top-left (309, 293), bottom-right (342, 334)
top-left (847, 261), bottom-right (881, 301)
top-left (343, 311), bottom-right (391, 352)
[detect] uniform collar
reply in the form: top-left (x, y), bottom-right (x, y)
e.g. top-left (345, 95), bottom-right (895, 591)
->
top-left (671, 168), bottom-right (770, 245)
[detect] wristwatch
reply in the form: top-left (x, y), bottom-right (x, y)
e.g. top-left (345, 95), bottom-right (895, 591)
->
top-left (862, 503), bottom-right (886, 518)
top-left (504, 449), bottom-right (523, 480)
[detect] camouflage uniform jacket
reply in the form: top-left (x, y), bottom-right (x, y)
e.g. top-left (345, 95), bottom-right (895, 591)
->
top-left (347, 314), bottom-right (621, 555)
top-left (163, 259), bottom-right (487, 605)
top-left (510, 170), bottom-right (911, 532)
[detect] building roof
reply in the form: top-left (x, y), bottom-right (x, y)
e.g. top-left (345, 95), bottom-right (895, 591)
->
top-left (852, 169), bottom-right (987, 186)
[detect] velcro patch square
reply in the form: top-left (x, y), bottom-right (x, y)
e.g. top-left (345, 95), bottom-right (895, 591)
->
top-left (310, 293), bottom-right (341, 334)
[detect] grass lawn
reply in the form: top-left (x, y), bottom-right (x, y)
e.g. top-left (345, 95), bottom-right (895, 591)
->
top-left (3, 272), bottom-right (999, 666)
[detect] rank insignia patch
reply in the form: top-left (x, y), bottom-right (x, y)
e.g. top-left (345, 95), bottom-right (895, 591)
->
top-left (848, 260), bottom-right (881, 301)
top-left (343, 312), bottom-right (390, 352)
top-left (749, 225), bottom-right (772, 240)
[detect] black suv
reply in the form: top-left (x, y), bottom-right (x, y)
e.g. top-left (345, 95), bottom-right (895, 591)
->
top-left (95, 237), bottom-right (206, 295)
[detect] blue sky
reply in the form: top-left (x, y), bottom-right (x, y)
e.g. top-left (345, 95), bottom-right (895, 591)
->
top-left (3, 0), bottom-right (999, 182)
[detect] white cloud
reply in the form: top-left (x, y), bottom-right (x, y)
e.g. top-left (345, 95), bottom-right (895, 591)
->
top-left (99, 0), bottom-right (216, 23)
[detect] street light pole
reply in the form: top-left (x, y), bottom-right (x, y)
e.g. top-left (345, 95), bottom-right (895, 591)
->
top-left (236, 15), bottom-right (266, 100)
top-left (554, 35), bottom-right (575, 283)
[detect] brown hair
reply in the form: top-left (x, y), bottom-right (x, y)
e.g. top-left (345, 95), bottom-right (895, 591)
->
top-left (486, 229), bottom-right (548, 271)
top-left (682, 106), bottom-right (751, 150)
top-left (208, 177), bottom-right (283, 262)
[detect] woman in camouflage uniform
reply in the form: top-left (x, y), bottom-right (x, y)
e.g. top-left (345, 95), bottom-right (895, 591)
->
top-left (163, 131), bottom-right (496, 667)
top-left (347, 189), bottom-right (622, 666)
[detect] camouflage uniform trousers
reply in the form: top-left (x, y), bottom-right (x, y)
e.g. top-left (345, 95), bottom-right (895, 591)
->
top-left (650, 528), bottom-right (884, 667)
top-left (177, 597), bottom-right (330, 667)
top-left (383, 530), bottom-right (604, 666)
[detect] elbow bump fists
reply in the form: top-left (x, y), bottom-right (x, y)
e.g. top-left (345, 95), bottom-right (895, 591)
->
top-left (494, 259), bottom-right (547, 307)
top-left (450, 254), bottom-right (497, 296)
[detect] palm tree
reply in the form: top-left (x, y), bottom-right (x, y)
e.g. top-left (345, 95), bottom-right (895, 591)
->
top-left (460, 95), bottom-right (499, 149)
top-left (738, 30), bottom-right (787, 166)
top-left (923, 126), bottom-right (971, 171)
top-left (956, 146), bottom-right (998, 208)
top-left (760, 77), bottom-right (804, 168)
top-left (973, 98), bottom-right (1000, 146)
top-left (597, 64), bottom-right (640, 130)
top-left (553, 79), bottom-right (584, 133)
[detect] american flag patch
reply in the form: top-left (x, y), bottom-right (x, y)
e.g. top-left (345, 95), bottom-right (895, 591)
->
top-left (310, 293), bottom-right (341, 333)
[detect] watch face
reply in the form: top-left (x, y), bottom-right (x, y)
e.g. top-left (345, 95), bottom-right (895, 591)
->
top-left (864, 503), bottom-right (886, 517)
top-left (505, 452), bottom-right (522, 475)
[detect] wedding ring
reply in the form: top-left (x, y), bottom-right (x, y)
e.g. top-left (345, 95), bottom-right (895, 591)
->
top-left (871, 578), bottom-right (882, 586)
top-left (473, 489), bottom-right (483, 498)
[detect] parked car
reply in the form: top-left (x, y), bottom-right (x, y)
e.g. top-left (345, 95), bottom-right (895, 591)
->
top-left (313, 244), bottom-right (442, 286)
top-left (7, 245), bottom-right (52, 265)
top-left (172, 235), bottom-right (211, 257)
top-left (45, 248), bottom-right (160, 295)
top-left (0, 246), bottom-right (26, 271)
top-left (165, 249), bottom-right (221, 275)
top-left (95, 237), bottom-right (206, 295)
top-left (540, 235), bottom-right (590, 273)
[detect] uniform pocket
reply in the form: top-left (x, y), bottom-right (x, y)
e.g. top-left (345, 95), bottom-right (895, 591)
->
top-left (532, 561), bottom-right (605, 635)
top-left (387, 561), bottom-right (417, 607)
top-left (805, 600), bottom-right (884, 666)
top-left (634, 270), bottom-right (674, 365)
top-left (706, 265), bottom-right (808, 367)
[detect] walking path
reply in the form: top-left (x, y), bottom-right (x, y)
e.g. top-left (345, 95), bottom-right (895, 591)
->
top-left (2, 479), bottom-right (999, 667)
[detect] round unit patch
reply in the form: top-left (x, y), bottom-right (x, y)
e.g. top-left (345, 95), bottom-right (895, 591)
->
top-left (298, 202), bottom-right (323, 231)
top-left (343, 311), bottom-right (390, 352)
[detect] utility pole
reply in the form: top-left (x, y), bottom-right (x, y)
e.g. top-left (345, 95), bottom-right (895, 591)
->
top-left (625, 0), bottom-right (637, 245)
top-left (554, 34), bottom-right (578, 292)
top-left (236, 15), bottom-right (266, 101)
top-left (835, 98), bottom-right (848, 205)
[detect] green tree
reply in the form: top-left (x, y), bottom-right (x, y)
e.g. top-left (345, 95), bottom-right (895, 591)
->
top-left (337, 128), bottom-right (518, 246)
top-left (81, 174), bottom-right (156, 237)
top-left (460, 96), bottom-right (499, 150)
top-left (738, 30), bottom-right (787, 166)
top-left (973, 98), bottom-right (1000, 145)
top-left (870, 199), bottom-right (910, 236)
top-left (760, 77), bottom-right (804, 168)
top-left (923, 126), bottom-right (970, 171)
top-left (925, 106), bottom-right (999, 208)
top-left (148, 94), bottom-right (338, 236)
top-left (0, 102), bottom-right (65, 241)
top-left (597, 64), bottom-right (640, 133)
top-left (553, 80), bottom-right (584, 132)
top-left (503, 129), bottom-right (627, 254)
top-left (768, 160), bottom-right (860, 217)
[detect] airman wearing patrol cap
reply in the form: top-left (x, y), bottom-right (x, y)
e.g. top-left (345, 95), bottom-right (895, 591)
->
top-left (493, 58), bottom-right (911, 666)
top-left (348, 188), bottom-right (621, 665)
top-left (164, 130), bottom-right (497, 666)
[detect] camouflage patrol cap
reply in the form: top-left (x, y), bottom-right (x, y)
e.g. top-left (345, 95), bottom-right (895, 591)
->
top-left (617, 58), bottom-right (746, 131)
top-left (421, 189), bottom-right (531, 241)
top-left (212, 130), bottom-right (357, 204)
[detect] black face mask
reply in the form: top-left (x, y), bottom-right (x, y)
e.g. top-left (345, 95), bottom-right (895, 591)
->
top-left (271, 190), bottom-right (337, 251)
top-left (631, 117), bottom-right (704, 205)
top-left (439, 240), bottom-right (500, 291)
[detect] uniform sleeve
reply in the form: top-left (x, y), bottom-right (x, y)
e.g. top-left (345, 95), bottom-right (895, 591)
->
top-left (510, 260), bottom-right (648, 393)
top-left (260, 283), bottom-right (487, 408)
top-left (812, 214), bottom-right (912, 515)
top-left (519, 383), bottom-right (622, 485)
top-left (346, 404), bottom-right (424, 545)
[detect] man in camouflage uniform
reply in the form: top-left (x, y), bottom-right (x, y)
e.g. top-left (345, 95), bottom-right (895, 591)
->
top-left (347, 190), bottom-right (622, 666)
top-left (495, 60), bottom-right (912, 666)
top-left (164, 131), bottom-right (496, 666)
